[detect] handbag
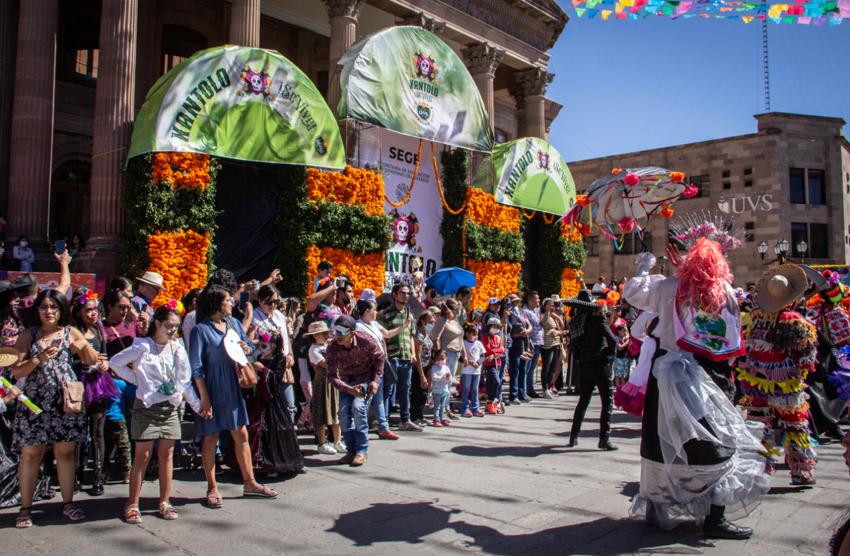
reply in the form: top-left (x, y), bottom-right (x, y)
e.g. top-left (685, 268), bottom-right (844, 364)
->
top-left (61, 379), bottom-right (85, 413)
top-left (237, 362), bottom-right (258, 389)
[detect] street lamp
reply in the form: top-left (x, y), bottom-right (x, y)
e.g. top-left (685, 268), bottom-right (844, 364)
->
top-left (757, 241), bottom-right (768, 262)
top-left (775, 239), bottom-right (789, 264)
top-left (659, 255), bottom-right (669, 276)
top-left (796, 239), bottom-right (808, 264)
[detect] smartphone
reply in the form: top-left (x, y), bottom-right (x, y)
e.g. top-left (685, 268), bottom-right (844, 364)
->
top-left (54, 239), bottom-right (66, 255)
top-left (334, 277), bottom-right (345, 289)
top-left (239, 291), bottom-right (250, 312)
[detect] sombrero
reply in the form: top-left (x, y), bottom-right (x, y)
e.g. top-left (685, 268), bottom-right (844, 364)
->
top-left (755, 264), bottom-right (807, 313)
top-left (0, 346), bottom-right (19, 368)
top-left (562, 289), bottom-right (598, 310)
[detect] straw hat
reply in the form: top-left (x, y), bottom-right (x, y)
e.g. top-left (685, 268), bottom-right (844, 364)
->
top-left (755, 264), bottom-right (807, 313)
top-left (135, 271), bottom-right (164, 290)
top-left (0, 346), bottom-right (18, 367)
top-left (303, 321), bottom-right (331, 336)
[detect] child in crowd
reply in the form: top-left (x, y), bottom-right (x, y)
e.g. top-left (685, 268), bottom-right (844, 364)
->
top-left (612, 323), bottom-right (631, 388)
top-left (305, 322), bottom-right (343, 456)
top-left (104, 374), bottom-right (133, 483)
top-left (461, 323), bottom-right (486, 417)
top-left (481, 318), bottom-right (505, 415)
top-left (429, 350), bottom-right (452, 427)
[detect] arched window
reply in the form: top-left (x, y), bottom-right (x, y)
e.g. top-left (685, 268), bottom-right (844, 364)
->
top-left (162, 25), bottom-right (208, 73)
top-left (51, 160), bottom-right (91, 242)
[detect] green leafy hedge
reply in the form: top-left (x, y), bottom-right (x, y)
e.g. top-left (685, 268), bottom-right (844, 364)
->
top-left (526, 215), bottom-right (587, 298)
top-left (440, 149), bottom-right (468, 268)
top-left (306, 202), bottom-right (391, 253)
top-left (121, 155), bottom-right (220, 279)
top-left (465, 221), bottom-right (524, 264)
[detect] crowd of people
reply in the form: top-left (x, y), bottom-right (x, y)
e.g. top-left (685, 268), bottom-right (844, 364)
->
top-left (0, 243), bottom-right (847, 548)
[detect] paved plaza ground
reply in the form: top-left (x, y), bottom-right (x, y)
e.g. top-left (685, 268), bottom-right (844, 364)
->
top-left (3, 393), bottom-right (848, 555)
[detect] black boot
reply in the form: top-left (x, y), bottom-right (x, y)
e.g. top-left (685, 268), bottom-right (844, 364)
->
top-left (91, 467), bottom-right (105, 496)
top-left (703, 505), bottom-right (752, 540)
top-left (567, 435), bottom-right (578, 448)
top-left (598, 438), bottom-right (618, 451)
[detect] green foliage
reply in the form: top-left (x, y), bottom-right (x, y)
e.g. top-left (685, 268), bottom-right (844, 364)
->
top-left (464, 221), bottom-right (524, 264)
top-left (305, 202), bottom-right (391, 253)
top-left (561, 236), bottom-right (588, 270)
top-left (275, 165), bottom-right (310, 299)
top-left (440, 148), bottom-right (467, 268)
top-left (525, 215), bottom-right (586, 298)
top-left (121, 155), bottom-right (220, 278)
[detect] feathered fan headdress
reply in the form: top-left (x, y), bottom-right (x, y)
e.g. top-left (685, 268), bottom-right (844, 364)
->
top-left (668, 210), bottom-right (743, 254)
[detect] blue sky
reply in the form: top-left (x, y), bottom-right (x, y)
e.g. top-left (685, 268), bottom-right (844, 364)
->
top-left (547, 14), bottom-right (850, 163)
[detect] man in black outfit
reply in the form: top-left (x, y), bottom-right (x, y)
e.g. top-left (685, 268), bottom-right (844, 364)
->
top-left (565, 290), bottom-right (618, 451)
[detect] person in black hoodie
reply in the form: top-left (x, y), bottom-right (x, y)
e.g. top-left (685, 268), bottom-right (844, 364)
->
top-left (565, 289), bottom-right (618, 451)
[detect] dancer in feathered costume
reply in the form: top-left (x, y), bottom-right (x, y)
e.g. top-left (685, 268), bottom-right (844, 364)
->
top-left (624, 217), bottom-right (769, 539)
top-left (737, 264), bottom-right (819, 485)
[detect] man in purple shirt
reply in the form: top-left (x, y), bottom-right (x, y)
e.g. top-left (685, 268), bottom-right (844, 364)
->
top-left (325, 315), bottom-right (385, 466)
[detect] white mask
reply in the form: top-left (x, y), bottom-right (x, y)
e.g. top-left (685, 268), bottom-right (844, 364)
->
top-left (425, 324), bottom-right (434, 334)
top-left (20, 241), bottom-right (28, 248)
top-left (488, 327), bottom-right (500, 335)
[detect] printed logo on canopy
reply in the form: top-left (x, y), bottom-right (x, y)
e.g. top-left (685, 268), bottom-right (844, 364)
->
top-left (475, 137), bottom-right (576, 215)
top-left (128, 45), bottom-right (345, 168)
top-left (338, 26), bottom-right (494, 153)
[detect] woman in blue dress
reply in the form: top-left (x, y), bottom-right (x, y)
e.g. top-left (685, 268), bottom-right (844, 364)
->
top-left (189, 285), bottom-right (278, 508)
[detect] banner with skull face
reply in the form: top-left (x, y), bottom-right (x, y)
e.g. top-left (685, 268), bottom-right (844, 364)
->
top-left (128, 45), bottom-right (345, 168)
top-left (338, 26), bottom-right (493, 153)
top-left (475, 137), bottom-right (577, 215)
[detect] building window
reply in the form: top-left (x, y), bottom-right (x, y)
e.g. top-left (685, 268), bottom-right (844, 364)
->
top-left (789, 168), bottom-right (806, 204)
top-left (722, 180), bottom-right (731, 190)
top-left (161, 25), bottom-right (207, 75)
top-left (744, 167), bottom-right (752, 176)
top-left (744, 222), bottom-right (754, 242)
top-left (74, 48), bottom-right (98, 79)
top-left (584, 236), bottom-right (598, 257)
top-left (689, 174), bottom-right (709, 198)
top-left (807, 169), bottom-right (826, 205)
top-left (744, 179), bottom-right (753, 188)
top-left (722, 169), bottom-right (731, 178)
top-left (809, 223), bottom-right (829, 258)
top-left (791, 222), bottom-right (807, 257)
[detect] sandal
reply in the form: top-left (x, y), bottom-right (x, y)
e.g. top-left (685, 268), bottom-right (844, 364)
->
top-left (158, 502), bottom-right (178, 521)
top-left (62, 503), bottom-right (86, 522)
top-left (124, 504), bottom-right (142, 524)
top-left (16, 506), bottom-right (32, 529)
top-left (205, 490), bottom-right (223, 508)
top-left (243, 484), bottom-right (278, 499)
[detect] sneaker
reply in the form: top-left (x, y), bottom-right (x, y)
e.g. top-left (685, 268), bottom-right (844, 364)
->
top-left (400, 421), bottom-right (423, 432)
top-left (415, 419), bottom-right (429, 427)
top-left (378, 430), bottom-right (400, 440)
top-left (333, 441), bottom-right (347, 454)
top-left (351, 453), bottom-right (367, 466)
top-left (485, 402), bottom-right (498, 415)
top-left (473, 411), bottom-right (485, 417)
top-left (441, 419), bottom-right (451, 426)
top-left (542, 389), bottom-right (552, 399)
top-left (318, 443), bottom-right (337, 455)
top-left (791, 475), bottom-right (816, 485)
top-left (432, 420), bottom-right (443, 427)
top-left (462, 411), bottom-right (473, 417)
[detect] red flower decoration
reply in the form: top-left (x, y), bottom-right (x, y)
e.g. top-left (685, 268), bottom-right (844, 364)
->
top-left (669, 171), bottom-right (685, 183)
top-left (682, 183), bottom-right (698, 199)
top-left (660, 204), bottom-right (674, 218)
top-left (619, 217), bottom-right (635, 233)
top-left (576, 194), bottom-right (590, 207)
top-left (623, 173), bottom-right (640, 187)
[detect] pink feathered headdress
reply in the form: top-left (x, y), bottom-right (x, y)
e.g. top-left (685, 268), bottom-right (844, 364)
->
top-left (675, 237), bottom-right (732, 316)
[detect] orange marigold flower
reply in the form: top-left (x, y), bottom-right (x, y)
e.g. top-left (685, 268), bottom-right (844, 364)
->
top-left (464, 187), bottom-right (520, 233)
top-left (576, 194), bottom-right (590, 207)
top-left (306, 166), bottom-right (385, 217)
top-left (147, 229), bottom-right (210, 307)
top-left (610, 168), bottom-right (622, 175)
top-left (660, 204), bottom-right (674, 218)
top-left (306, 245), bottom-right (385, 298)
top-left (151, 152), bottom-right (211, 190)
top-left (669, 171), bottom-right (685, 183)
top-left (560, 223), bottom-right (583, 243)
top-left (465, 259), bottom-right (521, 310)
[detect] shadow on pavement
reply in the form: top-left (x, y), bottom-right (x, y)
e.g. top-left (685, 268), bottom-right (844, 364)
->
top-left (328, 501), bottom-right (713, 555)
top-left (450, 444), bottom-right (566, 458)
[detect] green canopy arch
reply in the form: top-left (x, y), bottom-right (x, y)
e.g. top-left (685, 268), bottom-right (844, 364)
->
top-left (338, 26), bottom-right (494, 153)
top-left (128, 45), bottom-right (345, 169)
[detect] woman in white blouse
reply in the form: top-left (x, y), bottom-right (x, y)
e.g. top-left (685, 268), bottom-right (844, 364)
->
top-left (110, 304), bottom-right (200, 524)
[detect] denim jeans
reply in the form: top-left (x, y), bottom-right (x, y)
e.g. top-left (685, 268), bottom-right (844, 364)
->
top-left (445, 351), bottom-right (461, 379)
top-left (370, 376), bottom-right (389, 433)
top-left (524, 344), bottom-right (541, 396)
top-left (508, 347), bottom-right (528, 401)
top-left (339, 382), bottom-right (371, 455)
top-left (432, 390), bottom-right (449, 421)
top-left (279, 382), bottom-right (297, 424)
top-left (391, 358), bottom-right (413, 422)
top-left (460, 373), bottom-right (481, 414)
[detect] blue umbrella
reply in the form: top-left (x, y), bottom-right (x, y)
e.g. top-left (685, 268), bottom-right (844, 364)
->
top-left (425, 267), bottom-right (477, 296)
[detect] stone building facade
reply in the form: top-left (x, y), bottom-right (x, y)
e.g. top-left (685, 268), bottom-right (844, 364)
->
top-left (0, 0), bottom-right (567, 272)
top-left (568, 113), bottom-right (850, 288)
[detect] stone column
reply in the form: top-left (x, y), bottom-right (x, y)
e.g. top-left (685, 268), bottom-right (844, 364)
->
top-left (229, 0), bottom-right (261, 48)
top-left (85, 0), bottom-right (137, 273)
top-left (461, 43), bottom-right (504, 131)
top-left (513, 68), bottom-right (553, 140)
top-left (324, 0), bottom-right (361, 112)
top-left (7, 0), bottom-right (57, 243)
top-left (0, 0), bottom-right (19, 215)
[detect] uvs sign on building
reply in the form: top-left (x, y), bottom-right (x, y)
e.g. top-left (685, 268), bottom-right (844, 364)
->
top-left (716, 191), bottom-right (774, 215)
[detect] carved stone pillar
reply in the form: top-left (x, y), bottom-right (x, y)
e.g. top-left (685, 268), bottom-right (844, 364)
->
top-left (324, 0), bottom-right (361, 112)
top-left (84, 0), bottom-right (137, 273)
top-left (462, 42), bottom-right (504, 131)
top-left (229, 0), bottom-right (261, 48)
top-left (512, 68), bottom-right (553, 140)
top-left (399, 12), bottom-right (446, 35)
top-left (7, 0), bottom-right (57, 242)
top-left (0, 0), bottom-right (19, 215)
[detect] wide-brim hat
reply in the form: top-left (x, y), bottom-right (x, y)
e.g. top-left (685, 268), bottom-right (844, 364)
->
top-left (135, 271), bottom-right (164, 290)
top-left (0, 346), bottom-right (19, 367)
top-left (755, 264), bottom-right (808, 313)
top-left (0, 280), bottom-right (14, 297)
top-left (563, 289), bottom-right (598, 310)
top-left (10, 274), bottom-right (36, 292)
top-left (303, 321), bottom-right (331, 336)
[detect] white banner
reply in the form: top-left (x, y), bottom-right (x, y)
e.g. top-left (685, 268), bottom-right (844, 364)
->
top-left (355, 128), bottom-right (445, 292)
